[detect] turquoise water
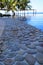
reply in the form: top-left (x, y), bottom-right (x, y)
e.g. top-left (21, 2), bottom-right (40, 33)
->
top-left (26, 16), bottom-right (43, 31)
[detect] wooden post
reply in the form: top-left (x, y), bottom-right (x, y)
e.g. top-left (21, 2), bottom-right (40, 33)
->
top-left (33, 9), bottom-right (34, 16)
top-left (33, 9), bottom-right (37, 16)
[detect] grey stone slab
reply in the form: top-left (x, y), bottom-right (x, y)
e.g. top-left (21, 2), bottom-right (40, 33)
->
top-left (15, 61), bottom-right (29, 65)
top-left (0, 54), bottom-right (6, 61)
top-left (32, 41), bottom-right (40, 46)
top-left (11, 43), bottom-right (20, 51)
top-left (21, 40), bottom-right (30, 45)
top-left (4, 58), bottom-right (14, 65)
top-left (15, 54), bottom-right (24, 61)
top-left (25, 54), bottom-right (36, 65)
top-left (27, 44), bottom-right (36, 49)
top-left (36, 46), bottom-right (43, 53)
top-left (35, 61), bottom-right (40, 65)
top-left (16, 49), bottom-right (26, 55)
top-left (7, 52), bottom-right (16, 58)
top-left (0, 62), bottom-right (4, 65)
top-left (19, 44), bottom-right (28, 50)
top-left (26, 49), bottom-right (37, 54)
top-left (36, 53), bottom-right (43, 64)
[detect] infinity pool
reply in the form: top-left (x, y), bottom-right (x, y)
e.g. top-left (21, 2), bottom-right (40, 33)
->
top-left (26, 16), bottom-right (43, 31)
top-left (0, 16), bottom-right (43, 32)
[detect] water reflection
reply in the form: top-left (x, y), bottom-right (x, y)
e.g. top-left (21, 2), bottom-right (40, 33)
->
top-left (0, 20), bottom-right (5, 37)
top-left (18, 16), bottom-right (31, 21)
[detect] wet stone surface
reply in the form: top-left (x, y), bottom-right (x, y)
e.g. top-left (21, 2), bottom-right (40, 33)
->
top-left (0, 62), bottom-right (4, 65)
top-left (0, 18), bottom-right (43, 65)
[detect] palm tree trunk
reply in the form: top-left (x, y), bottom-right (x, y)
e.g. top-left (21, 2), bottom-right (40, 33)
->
top-left (23, 9), bottom-right (26, 18)
top-left (12, 11), bottom-right (15, 18)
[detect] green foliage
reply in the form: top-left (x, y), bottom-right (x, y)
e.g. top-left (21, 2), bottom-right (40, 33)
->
top-left (17, 0), bottom-right (32, 10)
top-left (4, 0), bottom-right (17, 11)
top-left (0, 0), bottom-right (32, 11)
top-left (0, 0), bottom-right (5, 9)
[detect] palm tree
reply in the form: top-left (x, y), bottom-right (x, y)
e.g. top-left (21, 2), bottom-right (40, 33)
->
top-left (0, 0), bottom-right (32, 17)
top-left (4, 0), bottom-right (17, 17)
top-left (0, 0), bottom-right (5, 9)
top-left (17, 0), bottom-right (32, 17)
top-left (0, 0), bottom-right (17, 17)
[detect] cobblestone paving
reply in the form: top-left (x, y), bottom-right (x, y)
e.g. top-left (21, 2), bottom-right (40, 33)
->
top-left (0, 17), bottom-right (43, 65)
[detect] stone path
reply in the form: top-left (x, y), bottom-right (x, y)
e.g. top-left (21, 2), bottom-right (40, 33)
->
top-left (0, 17), bottom-right (43, 65)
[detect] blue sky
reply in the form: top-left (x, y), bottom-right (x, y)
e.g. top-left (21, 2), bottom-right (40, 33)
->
top-left (31, 0), bottom-right (43, 12)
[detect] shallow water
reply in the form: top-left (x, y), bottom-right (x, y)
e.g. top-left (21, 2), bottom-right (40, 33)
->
top-left (0, 20), bottom-right (5, 37)
top-left (0, 17), bottom-right (43, 65)
top-left (26, 16), bottom-right (43, 31)
top-left (0, 16), bottom-right (43, 32)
